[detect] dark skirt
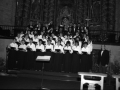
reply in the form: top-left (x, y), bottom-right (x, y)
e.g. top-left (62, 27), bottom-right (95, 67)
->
top-left (16, 51), bottom-right (26, 70)
top-left (44, 52), bottom-right (54, 71)
top-left (63, 53), bottom-right (72, 73)
top-left (25, 51), bottom-right (35, 70)
top-left (71, 53), bottom-right (81, 73)
top-left (53, 53), bottom-right (64, 72)
top-left (7, 50), bottom-right (17, 70)
top-left (80, 54), bottom-right (91, 72)
top-left (34, 52), bottom-right (45, 70)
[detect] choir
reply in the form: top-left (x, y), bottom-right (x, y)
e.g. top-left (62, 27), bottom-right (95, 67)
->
top-left (7, 22), bottom-right (93, 73)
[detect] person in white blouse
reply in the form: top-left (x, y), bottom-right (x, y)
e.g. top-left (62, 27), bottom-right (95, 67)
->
top-left (8, 39), bottom-right (18, 50)
top-left (36, 39), bottom-right (45, 52)
top-left (72, 41), bottom-right (82, 54)
top-left (33, 34), bottom-right (39, 45)
top-left (26, 38), bottom-right (36, 51)
top-left (64, 41), bottom-right (72, 54)
top-left (38, 31), bottom-right (44, 39)
top-left (45, 40), bottom-right (54, 52)
top-left (64, 35), bottom-right (72, 45)
top-left (81, 42), bottom-right (91, 54)
top-left (29, 31), bottom-right (34, 39)
top-left (54, 40), bottom-right (64, 53)
top-left (24, 34), bottom-right (30, 44)
top-left (18, 40), bottom-right (27, 52)
top-left (42, 35), bottom-right (47, 45)
top-left (15, 33), bottom-right (22, 43)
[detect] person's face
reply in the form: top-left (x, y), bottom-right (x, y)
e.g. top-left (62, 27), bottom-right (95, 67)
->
top-left (75, 42), bottom-right (78, 46)
top-left (101, 45), bottom-right (105, 50)
top-left (69, 28), bottom-right (72, 31)
top-left (28, 31), bottom-right (30, 34)
top-left (48, 41), bottom-right (51, 45)
top-left (17, 33), bottom-right (20, 37)
top-left (39, 41), bottom-right (42, 45)
top-left (30, 40), bottom-right (33, 43)
top-left (57, 41), bottom-right (60, 45)
top-left (84, 44), bottom-right (87, 48)
top-left (13, 39), bottom-right (16, 43)
top-left (21, 41), bottom-right (25, 44)
top-left (34, 35), bottom-right (38, 38)
top-left (43, 27), bottom-right (45, 30)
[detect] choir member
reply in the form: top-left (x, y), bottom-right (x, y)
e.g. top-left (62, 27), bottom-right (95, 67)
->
top-left (26, 38), bottom-right (36, 51)
top-left (24, 34), bottom-right (30, 45)
top-left (8, 39), bottom-right (18, 50)
top-left (53, 40), bottom-right (64, 72)
top-left (72, 41), bottom-right (82, 54)
top-left (20, 31), bottom-right (24, 38)
top-left (29, 31), bottom-right (34, 39)
top-left (25, 38), bottom-right (36, 70)
top-left (44, 40), bottom-right (54, 71)
top-left (71, 41), bottom-right (81, 73)
top-left (80, 42), bottom-right (92, 72)
top-left (35, 39), bottom-right (45, 71)
top-left (33, 34), bottom-right (39, 45)
top-left (38, 31), bottom-right (43, 39)
top-left (42, 35), bottom-right (47, 45)
top-left (28, 21), bottom-right (34, 30)
top-left (54, 40), bottom-right (64, 53)
top-left (36, 39), bottom-right (45, 52)
top-left (15, 33), bottom-right (22, 45)
top-left (17, 40), bottom-right (27, 70)
top-left (45, 40), bottom-right (54, 52)
top-left (18, 40), bottom-right (27, 52)
top-left (64, 35), bottom-right (72, 45)
top-left (63, 41), bottom-right (72, 73)
top-left (8, 39), bottom-right (18, 70)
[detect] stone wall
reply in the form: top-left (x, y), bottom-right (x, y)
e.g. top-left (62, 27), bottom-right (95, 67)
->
top-left (0, 0), bottom-right (16, 26)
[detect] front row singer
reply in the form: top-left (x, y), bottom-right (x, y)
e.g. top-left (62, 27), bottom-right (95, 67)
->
top-left (80, 42), bottom-right (92, 72)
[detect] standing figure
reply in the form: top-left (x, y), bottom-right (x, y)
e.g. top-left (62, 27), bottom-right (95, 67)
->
top-left (97, 45), bottom-right (109, 67)
top-left (71, 41), bottom-right (81, 73)
top-left (63, 41), bottom-right (72, 73)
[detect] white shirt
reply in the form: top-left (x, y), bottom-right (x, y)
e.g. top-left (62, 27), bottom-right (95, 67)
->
top-left (51, 40), bottom-right (55, 46)
top-left (29, 34), bottom-right (34, 39)
top-left (81, 47), bottom-right (91, 54)
top-left (9, 43), bottom-right (18, 50)
top-left (15, 37), bottom-right (22, 42)
top-left (38, 35), bottom-right (42, 39)
top-left (36, 44), bottom-right (45, 52)
top-left (42, 39), bottom-right (47, 45)
top-left (33, 38), bottom-right (39, 43)
top-left (54, 45), bottom-right (64, 53)
top-left (45, 44), bottom-right (54, 52)
top-left (26, 43), bottom-right (36, 51)
top-left (24, 38), bottom-right (30, 42)
top-left (19, 44), bottom-right (27, 50)
top-left (20, 34), bottom-right (24, 38)
top-left (64, 46), bottom-right (72, 53)
top-left (87, 41), bottom-right (93, 53)
top-left (101, 50), bottom-right (104, 56)
top-left (72, 45), bottom-right (81, 54)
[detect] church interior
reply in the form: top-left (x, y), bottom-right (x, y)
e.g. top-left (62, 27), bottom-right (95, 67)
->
top-left (0, 0), bottom-right (120, 89)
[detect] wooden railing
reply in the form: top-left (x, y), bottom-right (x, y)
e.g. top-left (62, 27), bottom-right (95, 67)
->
top-left (0, 25), bottom-right (120, 45)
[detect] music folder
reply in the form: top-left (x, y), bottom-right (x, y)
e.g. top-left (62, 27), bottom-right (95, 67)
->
top-left (55, 49), bottom-right (60, 53)
top-left (36, 49), bottom-right (42, 52)
top-left (64, 50), bottom-right (70, 53)
top-left (27, 48), bottom-right (32, 51)
top-left (36, 56), bottom-right (51, 62)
